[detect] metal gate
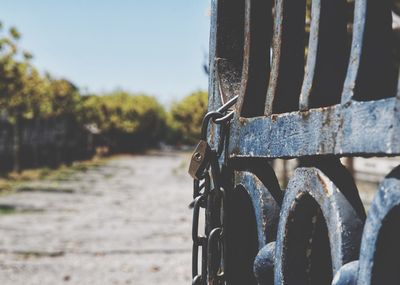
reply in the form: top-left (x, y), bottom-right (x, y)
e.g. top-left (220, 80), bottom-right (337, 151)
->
top-left (190, 0), bottom-right (400, 284)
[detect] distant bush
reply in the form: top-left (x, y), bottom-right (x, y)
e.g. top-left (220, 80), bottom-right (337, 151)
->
top-left (80, 91), bottom-right (167, 152)
top-left (0, 20), bottom-right (211, 172)
top-left (168, 91), bottom-right (208, 145)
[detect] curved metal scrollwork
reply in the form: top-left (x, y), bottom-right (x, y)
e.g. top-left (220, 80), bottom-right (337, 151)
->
top-left (201, 0), bottom-right (400, 283)
top-left (225, 159), bottom-right (281, 284)
top-left (274, 167), bottom-right (363, 285)
top-left (332, 166), bottom-right (400, 285)
top-left (357, 168), bottom-right (400, 284)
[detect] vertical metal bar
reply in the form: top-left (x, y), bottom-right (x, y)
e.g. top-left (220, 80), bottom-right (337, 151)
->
top-left (265, 0), bottom-right (307, 115)
top-left (299, 0), bottom-right (321, 111)
top-left (264, 0), bottom-right (284, 116)
top-left (208, 0), bottom-right (222, 113)
top-left (341, 0), bottom-right (367, 104)
top-left (238, 0), bottom-right (273, 118)
top-left (236, 0), bottom-right (252, 117)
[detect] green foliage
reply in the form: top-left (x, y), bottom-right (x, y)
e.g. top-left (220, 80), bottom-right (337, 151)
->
top-left (47, 78), bottom-right (81, 117)
top-left (9, 27), bottom-right (21, 40)
top-left (0, 20), bottom-right (209, 154)
top-left (0, 23), bottom-right (84, 123)
top-left (168, 91), bottom-right (208, 144)
top-left (80, 91), bottom-right (167, 152)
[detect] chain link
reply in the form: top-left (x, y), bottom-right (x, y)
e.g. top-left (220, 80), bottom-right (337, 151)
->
top-left (190, 96), bottom-right (237, 285)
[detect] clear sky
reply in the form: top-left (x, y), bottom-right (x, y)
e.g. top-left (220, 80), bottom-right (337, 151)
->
top-left (0, 1), bottom-right (211, 103)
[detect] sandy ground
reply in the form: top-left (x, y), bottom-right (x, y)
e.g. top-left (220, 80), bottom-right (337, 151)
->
top-left (0, 151), bottom-right (379, 285)
top-left (0, 151), bottom-right (193, 285)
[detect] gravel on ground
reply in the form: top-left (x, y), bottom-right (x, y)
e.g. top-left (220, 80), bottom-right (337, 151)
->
top-left (0, 151), bottom-right (192, 285)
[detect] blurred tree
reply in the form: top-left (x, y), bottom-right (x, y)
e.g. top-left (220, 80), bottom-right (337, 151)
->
top-left (0, 22), bottom-right (90, 170)
top-left (80, 91), bottom-right (167, 152)
top-left (0, 20), bottom-right (214, 170)
top-left (168, 90), bottom-right (208, 145)
top-left (0, 25), bottom-right (39, 172)
top-left (48, 77), bottom-right (81, 117)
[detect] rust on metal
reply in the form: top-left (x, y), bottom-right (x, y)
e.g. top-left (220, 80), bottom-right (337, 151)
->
top-left (200, 0), bottom-right (400, 283)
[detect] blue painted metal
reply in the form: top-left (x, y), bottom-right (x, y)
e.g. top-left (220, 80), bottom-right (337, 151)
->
top-left (274, 168), bottom-right (363, 284)
top-left (205, 0), bottom-right (400, 283)
top-left (357, 168), bottom-right (400, 284)
top-left (254, 242), bottom-right (275, 284)
top-left (234, 171), bottom-right (280, 248)
top-left (332, 261), bottom-right (359, 285)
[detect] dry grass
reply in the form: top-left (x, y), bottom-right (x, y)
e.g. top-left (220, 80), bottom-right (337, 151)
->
top-left (0, 156), bottom-right (111, 194)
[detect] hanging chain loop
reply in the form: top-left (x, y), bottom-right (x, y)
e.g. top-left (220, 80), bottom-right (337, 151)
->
top-left (190, 96), bottom-right (237, 285)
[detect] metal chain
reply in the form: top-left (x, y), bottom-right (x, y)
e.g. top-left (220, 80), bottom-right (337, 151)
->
top-left (191, 96), bottom-right (237, 285)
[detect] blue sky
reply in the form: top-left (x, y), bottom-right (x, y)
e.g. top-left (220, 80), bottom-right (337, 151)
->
top-left (0, 1), bottom-right (211, 103)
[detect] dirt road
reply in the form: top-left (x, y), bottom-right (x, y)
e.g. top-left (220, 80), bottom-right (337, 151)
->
top-left (0, 152), bottom-right (192, 285)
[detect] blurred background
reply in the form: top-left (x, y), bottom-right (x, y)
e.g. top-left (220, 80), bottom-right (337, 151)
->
top-left (0, 0), bottom-right (212, 173)
top-left (0, 1), bottom-right (210, 284)
top-left (0, 1), bottom-right (398, 285)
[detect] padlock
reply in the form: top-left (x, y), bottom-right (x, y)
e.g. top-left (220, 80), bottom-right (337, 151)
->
top-left (188, 140), bottom-right (212, 180)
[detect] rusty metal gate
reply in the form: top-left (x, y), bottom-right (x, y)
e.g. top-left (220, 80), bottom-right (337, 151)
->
top-left (189, 0), bottom-right (400, 284)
